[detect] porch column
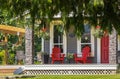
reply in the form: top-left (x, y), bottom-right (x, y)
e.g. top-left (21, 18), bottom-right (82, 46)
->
top-left (109, 28), bottom-right (117, 64)
top-left (97, 38), bottom-right (101, 63)
top-left (25, 27), bottom-right (33, 65)
top-left (41, 38), bottom-right (44, 52)
top-left (4, 34), bottom-right (8, 65)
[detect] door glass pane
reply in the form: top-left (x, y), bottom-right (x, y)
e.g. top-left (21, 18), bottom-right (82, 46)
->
top-left (80, 24), bottom-right (91, 52)
top-left (53, 25), bottom-right (63, 52)
top-left (81, 24), bottom-right (91, 43)
top-left (54, 25), bottom-right (63, 43)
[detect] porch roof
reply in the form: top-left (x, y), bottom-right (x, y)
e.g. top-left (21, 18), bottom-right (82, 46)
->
top-left (0, 25), bottom-right (25, 36)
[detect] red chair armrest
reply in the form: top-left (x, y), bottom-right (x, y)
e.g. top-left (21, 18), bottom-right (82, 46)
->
top-left (73, 53), bottom-right (77, 58)
top-left (51, 54), bottom-right (53, 57)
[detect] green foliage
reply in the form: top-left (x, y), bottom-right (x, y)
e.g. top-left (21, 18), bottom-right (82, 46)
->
top-left (67, 53), bottom-right (73, 59)
top-left (14, 44), bottom-right (24, 51)
top-left (55, 25), bottom-right (64, 35)
top-left (0, 33), bottom-right (4, 51)
top-left (93, 0), bottom-right (104, 12)
top-left (0, 50), bottom-right (5, 65)
top-left (0, 32), bottom-right (4, 40)
top-left (8, 35), bottom-right (19, 44)
top-left (34, 35), bottom-right (41, 53)
top-left (0, 0), bottom-right (120, 36)
top-left (117, 64), bottom-right (120, 72)
top-left (39, 31), bottom-right (50, 40)
top-left (93, 28), bottom-right (104, 38)
top-left (34, 61), bottom-right (41, 65)
top-left (8, 53), bottom-right (15, 64)
top-left (0, 33), bottom-right (25, 65)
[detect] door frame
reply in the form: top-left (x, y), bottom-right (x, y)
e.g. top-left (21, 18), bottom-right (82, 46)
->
top-left (77, 25), bottom-right (95, 57)
top-left (50, 20), bottom-right (67, 57)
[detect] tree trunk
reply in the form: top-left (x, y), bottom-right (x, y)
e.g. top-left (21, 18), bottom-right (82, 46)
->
top-left (25, 27), bottom-right (33, 65)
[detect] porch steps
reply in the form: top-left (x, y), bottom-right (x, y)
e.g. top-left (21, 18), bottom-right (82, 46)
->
top-left (22, 64), bottom-right (117, 75)
top-left (0, 65), bottom-right (23, 75)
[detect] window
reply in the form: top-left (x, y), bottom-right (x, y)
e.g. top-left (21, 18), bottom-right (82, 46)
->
top-left (53, 25), bottom-right (63, 52)
top-left (81, 24), bottom-right (91, 50)
top-left (50, 20), bottom-right (67, 56)
top-left (77, 24), bottom-right (94, 57)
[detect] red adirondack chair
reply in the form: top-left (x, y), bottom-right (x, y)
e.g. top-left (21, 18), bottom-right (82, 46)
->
top-left (74, 46), bottom-right (91, 64)
top-left (51, 47), bottom-right (65, 64)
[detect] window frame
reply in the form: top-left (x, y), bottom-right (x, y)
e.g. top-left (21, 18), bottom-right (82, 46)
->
top-left (50, 20), bottom-right (67, 56)
top-left (77, 25), bottom-right (95, 57)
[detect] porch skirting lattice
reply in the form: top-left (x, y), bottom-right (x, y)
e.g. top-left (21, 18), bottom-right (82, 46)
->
top-left (23, 64), bottom-right (117, 75)
top-left (24, 70), bottom-right (116, 75)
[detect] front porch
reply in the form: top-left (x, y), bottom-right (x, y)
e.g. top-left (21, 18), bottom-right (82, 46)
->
top-left (0, 64), bottom-right (117, 75)
top-left (22, 64), bottom-right (117, 75)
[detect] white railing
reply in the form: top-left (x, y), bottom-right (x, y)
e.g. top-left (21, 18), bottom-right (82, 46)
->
top-left (23, 64), bottom-right (117, 70)
top-left (22, 64), bottom-right (117, 75)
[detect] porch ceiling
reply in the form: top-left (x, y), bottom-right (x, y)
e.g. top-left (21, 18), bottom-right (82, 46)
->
top-left (0, 25), bottom-right (25, 36)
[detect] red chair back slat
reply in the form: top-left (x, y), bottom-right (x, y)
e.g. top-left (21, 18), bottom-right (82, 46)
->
top-left (74, 46), bottom-right (91, 63)
top-left (82, 46), bottom-right (90, 58)
top-left (51, 47), bottom-right (65, 64)
top-left (52, 47), bottom-right (61, 54)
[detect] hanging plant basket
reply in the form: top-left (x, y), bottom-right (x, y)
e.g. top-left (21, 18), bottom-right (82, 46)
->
top-left (93, 0), bottom-right (104, 11)
top-left (93, 25), bottom-right (104, 38)
top-left (39, 27), bottom-right (50, 40)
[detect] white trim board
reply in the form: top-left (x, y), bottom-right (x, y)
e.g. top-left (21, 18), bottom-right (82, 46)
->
top-left (41, 38), bottom-right (44, 52)
top-left (118, 35), bottom-right (120, 51)
top-left (97, 38), bottom-right (101, 63)
top-left (24, 64), bottom-right (117, 70)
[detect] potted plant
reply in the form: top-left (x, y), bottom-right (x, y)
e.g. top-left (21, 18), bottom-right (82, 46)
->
top-left (39, 27), bottom-right (50, 40)
top-left (15, 45), bottom-right (25, 65)
top-left (93, 25), bottom-right (104, 38)
top-left (41, 52), bottom-right (49, 64)
top-left (36, 52), bottom-right (42, 64)
top-left (67, 53), bottom-right (74, 63)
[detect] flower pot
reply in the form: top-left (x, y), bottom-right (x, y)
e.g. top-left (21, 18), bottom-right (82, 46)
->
top-left (16, 50), bottom-right (24, 65)
top-left (43, 54), bottom-right (49, 64)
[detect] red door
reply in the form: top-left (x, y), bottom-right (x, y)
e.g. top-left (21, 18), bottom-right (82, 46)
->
top-left (101, 36), bottom-right (109, 63)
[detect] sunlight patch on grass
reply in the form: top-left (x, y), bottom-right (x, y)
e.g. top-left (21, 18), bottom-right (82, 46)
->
top-left (16, 75), bottom-right (120, 79)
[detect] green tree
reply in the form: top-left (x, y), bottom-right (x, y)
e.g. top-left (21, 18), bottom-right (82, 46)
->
top-left (0, 0), bottom-right (120, 34)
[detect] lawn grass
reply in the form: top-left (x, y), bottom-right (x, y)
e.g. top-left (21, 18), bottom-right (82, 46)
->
top-left (17, 74), bottom-right (120, 79)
